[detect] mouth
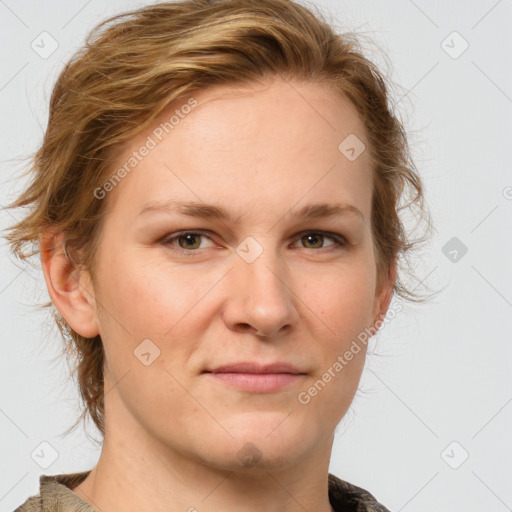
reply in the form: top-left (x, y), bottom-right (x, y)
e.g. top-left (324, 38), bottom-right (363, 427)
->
top-left (203, 362), bottom-right (307, 393)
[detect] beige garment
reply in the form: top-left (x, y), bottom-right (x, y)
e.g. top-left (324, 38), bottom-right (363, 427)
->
top-left (13, 470), bottom-right (391, 511)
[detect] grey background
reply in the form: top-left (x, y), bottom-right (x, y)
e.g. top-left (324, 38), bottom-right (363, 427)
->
top-left (1, 1), bottom-right (511, 511)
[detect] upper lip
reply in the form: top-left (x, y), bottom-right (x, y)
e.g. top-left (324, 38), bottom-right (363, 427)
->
top-left (205, 362), bottom-right (305, 374)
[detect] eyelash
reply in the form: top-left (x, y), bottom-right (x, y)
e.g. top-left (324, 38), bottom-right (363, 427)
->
top-left (160, 230), bottom-right (348, 256)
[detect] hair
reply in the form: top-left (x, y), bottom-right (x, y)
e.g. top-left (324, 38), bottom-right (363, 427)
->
top-left (5, 0), bottom-right (435, 440)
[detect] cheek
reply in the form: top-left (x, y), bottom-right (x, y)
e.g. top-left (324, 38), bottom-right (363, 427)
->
top-left (314, 260), bottom-right (377, 341)
top-left (96, 248), bottom-right (212, 340)
top-left (297, 272), bottom-right (373, 421)
top-left (93, 253), bottom-right (203, 422)
top-left (302, 260), bottom-right (375, 406)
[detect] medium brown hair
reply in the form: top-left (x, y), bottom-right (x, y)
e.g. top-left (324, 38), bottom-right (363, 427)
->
top-left (5, 0), bottom-right (434, 439)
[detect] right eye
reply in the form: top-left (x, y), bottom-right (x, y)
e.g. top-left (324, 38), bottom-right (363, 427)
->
top-left (160, 230), bottom-right (216, 255)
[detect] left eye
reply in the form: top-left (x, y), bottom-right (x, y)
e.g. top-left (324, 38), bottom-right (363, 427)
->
top-left (294, 232), bottom-right (346, 249)
top-left (160, 230), bottom-right (347, 254)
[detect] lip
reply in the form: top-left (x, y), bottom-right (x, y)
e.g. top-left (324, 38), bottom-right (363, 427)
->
top-left (203, 362), bottom-right (306, 393)
top-left (207, 362), bottom-right (304, 374)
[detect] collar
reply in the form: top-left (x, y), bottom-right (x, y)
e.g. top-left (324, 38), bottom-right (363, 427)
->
top-left (32, 471), bottom-right (390, 512)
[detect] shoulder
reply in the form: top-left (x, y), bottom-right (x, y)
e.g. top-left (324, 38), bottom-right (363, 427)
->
top-left (328, 473), bottom-right (392, 512)
top-left (12, 471), bottom-right (94, 512)
top-left (13, 496), bottom-right (41, 512)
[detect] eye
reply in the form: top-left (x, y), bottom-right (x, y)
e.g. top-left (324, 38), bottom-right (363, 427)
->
top-left (160, 231), bottom-right (214, 255)
top-left (293, 231), bottom-right (347, 250)
top-left (160, 229), bottom-right (347, 256)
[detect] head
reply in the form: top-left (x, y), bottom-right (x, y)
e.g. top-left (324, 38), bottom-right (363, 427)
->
top-left (6, 0), bottom-right (432, 468)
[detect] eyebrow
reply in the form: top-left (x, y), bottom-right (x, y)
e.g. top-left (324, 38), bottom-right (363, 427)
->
top-left (138, 199), bottom-right (366, 223)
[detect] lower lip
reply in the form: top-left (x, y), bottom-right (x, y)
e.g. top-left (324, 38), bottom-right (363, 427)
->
top-left (206, 372), bottom-right (303, 392)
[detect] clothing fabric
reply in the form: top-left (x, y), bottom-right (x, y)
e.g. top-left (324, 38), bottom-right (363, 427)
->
top-left (13, 470), bottom-right (391, 511)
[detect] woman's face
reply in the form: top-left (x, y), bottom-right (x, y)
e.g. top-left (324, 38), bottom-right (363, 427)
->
top-left (87, 76), bottom-right (393, 471)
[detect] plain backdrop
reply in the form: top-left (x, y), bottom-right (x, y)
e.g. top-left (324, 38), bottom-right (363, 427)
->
top-left (1, 1), bottom-right (511, 511)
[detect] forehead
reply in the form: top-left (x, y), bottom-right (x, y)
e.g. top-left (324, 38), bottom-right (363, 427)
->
top-left (104, 77), bottom-right (372, 222)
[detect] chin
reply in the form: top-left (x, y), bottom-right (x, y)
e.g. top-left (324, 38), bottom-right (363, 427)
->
top-left (208, 442), bottom-right (304, 474)
top-left (199, 414), bottom-right (318, 472)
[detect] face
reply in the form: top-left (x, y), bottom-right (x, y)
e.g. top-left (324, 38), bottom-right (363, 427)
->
top-left (86, 76), bottom-right (391, 472)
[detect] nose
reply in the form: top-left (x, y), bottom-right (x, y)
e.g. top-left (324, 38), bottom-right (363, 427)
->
top-left (221, 245), bottom-right (299, 339)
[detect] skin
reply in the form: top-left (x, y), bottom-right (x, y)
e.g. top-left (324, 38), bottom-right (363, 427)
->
top-left (41, 75), bottom-right (395, 512)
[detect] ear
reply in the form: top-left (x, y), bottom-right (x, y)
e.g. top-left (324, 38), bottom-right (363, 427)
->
top-left (40, 229), bottom-right (99, 338)
top-left (371, 260), bottom-right (397, 331)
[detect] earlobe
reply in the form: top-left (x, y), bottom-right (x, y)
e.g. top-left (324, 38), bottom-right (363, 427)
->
top-left (40, 230), bottom-right (99, 338)
top-left (372, 261), bottom-right (397, 330)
